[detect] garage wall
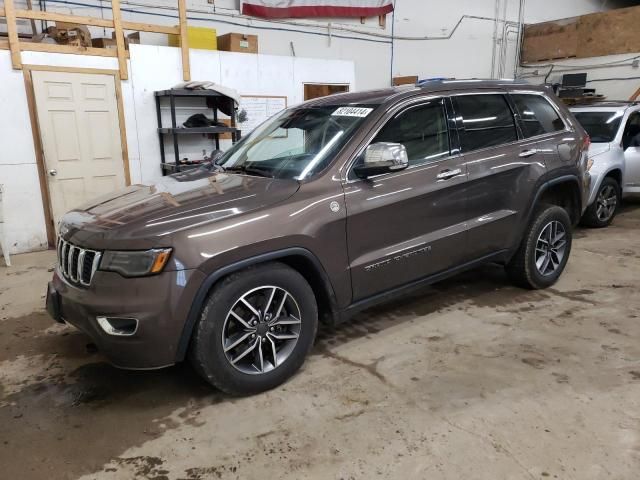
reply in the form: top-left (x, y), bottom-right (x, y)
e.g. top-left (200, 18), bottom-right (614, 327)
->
top-left (4, 0), bottom-right (624, 91)
top-left (128, 44), bottom-right (355, 185)
top-left (0, 46), bottom-right (354, 254)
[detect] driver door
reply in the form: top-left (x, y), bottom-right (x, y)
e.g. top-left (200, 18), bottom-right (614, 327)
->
top-left (622, 111), bottom-right (640, 194)
top-left (343, 98), bottom-right (469, 301)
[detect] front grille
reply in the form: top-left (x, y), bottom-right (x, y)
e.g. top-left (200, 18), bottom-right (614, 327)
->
top-left (57, 237), bottom-right (102, 286)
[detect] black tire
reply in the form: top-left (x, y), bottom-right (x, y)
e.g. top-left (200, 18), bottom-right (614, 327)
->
top-left (189, 262), bottom-right (318, 395)
top-left (506, 205), bottom-right (572, 290)
top-left (581, 176), bottom-right (620, 228)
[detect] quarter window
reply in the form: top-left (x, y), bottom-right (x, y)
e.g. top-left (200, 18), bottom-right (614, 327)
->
top-left (512, 94), bottom-right (565, 137)
top-left (623, 112), bottom-right (640, 150)
top-left (371, 101), bottom-right (450, 166)
top-left (454, 94), bottom-right (518, 151)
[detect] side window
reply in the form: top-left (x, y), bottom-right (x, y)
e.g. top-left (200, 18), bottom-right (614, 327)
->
top-left (454, 94), bottom-right (518, 151)
top-left (511, 94), bottom-right (565, 137)
top-left (623, 112), bottom-right (640, 149)
top-left (371, 101), bottom-right (450, 167)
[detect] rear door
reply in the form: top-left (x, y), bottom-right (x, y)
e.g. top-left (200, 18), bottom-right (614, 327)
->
top-left (343, 97), bottom-right (469, 301)
top-left (622, 111), bottom-right (640, 193)
top-left (452, 91), bottom-right (563, 260)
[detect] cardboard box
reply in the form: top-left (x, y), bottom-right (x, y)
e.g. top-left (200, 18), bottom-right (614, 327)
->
top-left (92, 37), bottom-right (117, 49)
top-left (217, 33), bottom-right (258, 54)
top-left (169, 26), bottom-right (217, 50)
top-left (52, 21), bottom-right (92, 47)
top-left (93, 33), bottom-right (140, 50)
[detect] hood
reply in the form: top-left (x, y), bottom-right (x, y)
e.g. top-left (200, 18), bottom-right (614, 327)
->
top-left (60, 169), bottom-right (299, 249)
top-left (588, 143), bottom-right (611, 158)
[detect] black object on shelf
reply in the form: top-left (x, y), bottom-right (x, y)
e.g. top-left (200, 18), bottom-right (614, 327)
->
top-left (155, 89), bottom-right (241, 175)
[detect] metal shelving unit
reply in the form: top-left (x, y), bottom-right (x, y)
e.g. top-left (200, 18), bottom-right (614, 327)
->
top-left (154, 89), bottom-right (241, 175)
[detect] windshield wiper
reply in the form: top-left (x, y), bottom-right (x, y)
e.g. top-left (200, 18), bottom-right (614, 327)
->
top-left (225, 165), bottom-right (272, 178)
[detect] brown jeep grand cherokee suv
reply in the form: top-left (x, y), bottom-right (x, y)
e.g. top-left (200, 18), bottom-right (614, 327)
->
top-left (47, 80), bottom-right (590, 395)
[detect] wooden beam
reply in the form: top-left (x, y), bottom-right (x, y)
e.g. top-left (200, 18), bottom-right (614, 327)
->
top-left (110, 0), bottom-right (128, 80)
top-left (4, 0), bottom-right (22, 69)
top-left (22, 67), bottom-right (56, 247)
top-left (121, 21), bottom-right (179, 35)
top-left (630, 86), bottom-right (640, 102)
top-left (0, 40), bottom-right (130, 58)
top-left (6, 8), bottom-right (179, 35)
top-left (14, 9), bottom-right (114, 28)
top-left (178, 0), bottom-right (190, 81)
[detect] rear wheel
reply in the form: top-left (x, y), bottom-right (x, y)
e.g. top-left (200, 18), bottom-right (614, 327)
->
top-left (189, 263), bottom-right (318, 395)
top-left (506, 205), bottom-right (572, 289)
top-left (581, 177), bottom-right (620, 228)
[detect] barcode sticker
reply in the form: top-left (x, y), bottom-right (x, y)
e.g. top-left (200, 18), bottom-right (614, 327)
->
top-left (332, 107), bottom-right (373, 117)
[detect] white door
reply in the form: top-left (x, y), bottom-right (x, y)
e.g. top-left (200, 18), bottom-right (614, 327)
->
top-left (623, 111), bottom-right (640, 194)
top-left (32, 70), bottom-right (126, 227)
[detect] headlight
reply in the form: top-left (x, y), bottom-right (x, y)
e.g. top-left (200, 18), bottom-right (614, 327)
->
top-left (100, 248), bottom-right (172, 277)
top-left (587, 158), bottom-right (594, 171)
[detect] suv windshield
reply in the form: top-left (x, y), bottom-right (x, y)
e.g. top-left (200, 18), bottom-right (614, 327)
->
top-left (572, 110), bottom-right (624, 143)
top-left (217, 105), bottom-right (376, 180)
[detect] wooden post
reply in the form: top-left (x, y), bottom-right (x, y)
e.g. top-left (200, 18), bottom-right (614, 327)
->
top-left (110, 0), bottom-right (128, 80)
top-left (4, 0), bottom-right (22, 69)
top-left (24, 0), bottom-right (38, 37)
top-left (178, 0), bottom-right (191, 82)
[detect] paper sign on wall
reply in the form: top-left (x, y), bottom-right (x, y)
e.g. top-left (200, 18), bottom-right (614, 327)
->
top-left (237, 95), bottom-right (288, 135)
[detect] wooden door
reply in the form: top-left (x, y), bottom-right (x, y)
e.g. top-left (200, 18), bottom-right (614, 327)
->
top-left (32, 70), bottom-right (126, 227)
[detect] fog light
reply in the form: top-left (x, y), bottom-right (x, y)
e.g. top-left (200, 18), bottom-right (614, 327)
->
top-left (96, 316), bottom-right (139, 336)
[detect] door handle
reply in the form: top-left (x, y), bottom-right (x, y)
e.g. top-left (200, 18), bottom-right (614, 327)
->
top-left (436, 168), bottom-right (463, 180)
top-left (49, 169), bottom-right (57, 176)
top-left (519, 149), bottom-right (538, 158)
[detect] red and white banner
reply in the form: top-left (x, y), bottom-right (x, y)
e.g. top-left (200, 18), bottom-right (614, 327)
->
top-left (241, 1), bottom-right (394, 19)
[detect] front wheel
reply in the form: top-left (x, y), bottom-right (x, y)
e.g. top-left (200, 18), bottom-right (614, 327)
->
top-left (581, 177), bottom-right (620, 228)
top-left (506, 205), bottom-right (573, 289)
top-left (189, 263), bottom-right (318, 395)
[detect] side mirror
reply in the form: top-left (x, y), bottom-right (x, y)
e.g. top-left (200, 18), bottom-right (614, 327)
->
top-left (353, 142), bottom-right (409, 178)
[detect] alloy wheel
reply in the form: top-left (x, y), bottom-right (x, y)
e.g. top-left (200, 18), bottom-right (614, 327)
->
top-left (595, 184), bottom-right (617, 222)
top-left (535, 220), bottom-right (567, 276)
top-left (221, 286), bottom-right (302, 375)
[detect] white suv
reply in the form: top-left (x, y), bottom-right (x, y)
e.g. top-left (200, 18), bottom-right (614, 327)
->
top-left (570, 102), bottom-right (640, 227)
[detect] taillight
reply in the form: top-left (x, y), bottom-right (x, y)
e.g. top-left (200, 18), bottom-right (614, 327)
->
top-left (583, 135), bottom-right (591, 150)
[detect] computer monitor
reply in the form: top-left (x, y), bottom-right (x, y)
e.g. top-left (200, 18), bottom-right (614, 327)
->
top-left (562, 73), bottom-right (587, 88)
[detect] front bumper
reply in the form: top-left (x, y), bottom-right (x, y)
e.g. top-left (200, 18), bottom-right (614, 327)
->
top-left (46, 266), bottom-right (205, 369)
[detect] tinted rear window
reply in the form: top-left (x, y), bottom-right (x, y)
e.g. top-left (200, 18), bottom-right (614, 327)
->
top-left (512, 94), bottom-right (565, 137)
top-left (573, 111), bottom-right (623, 143)
top-left (454, 94), bottom-right (517, 152)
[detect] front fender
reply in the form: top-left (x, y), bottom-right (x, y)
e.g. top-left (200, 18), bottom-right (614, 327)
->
top-left (174, 247), bottom-right (339, 362)
top-left (586, 150), bottom-right (625, 206)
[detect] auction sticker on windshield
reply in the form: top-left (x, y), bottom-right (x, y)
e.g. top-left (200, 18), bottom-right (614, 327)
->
top-left (332, 107), bottom-right (373, 117)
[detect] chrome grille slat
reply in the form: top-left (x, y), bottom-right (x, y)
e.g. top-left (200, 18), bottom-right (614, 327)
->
top-left (56, 236), bottom-right (101, 287)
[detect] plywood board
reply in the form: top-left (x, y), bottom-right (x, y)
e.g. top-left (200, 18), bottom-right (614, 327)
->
top-left (392, 75), bottom-right (418, 86)
top-left (522, 5), bottom-right (640, 63)
top-left (522, 19), bottom-right (578, 63)
top-left (577, 6), bottom-right (640, 58)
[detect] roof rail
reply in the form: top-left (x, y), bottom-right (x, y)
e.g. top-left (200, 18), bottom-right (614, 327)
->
top-left (416, 77), bottom-right (529, 87)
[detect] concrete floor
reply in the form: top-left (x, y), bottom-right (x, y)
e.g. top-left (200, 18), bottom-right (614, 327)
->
top-left (1, 203), bottom-right (639, 480)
